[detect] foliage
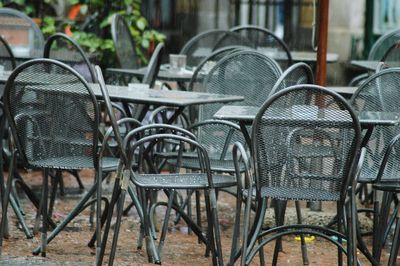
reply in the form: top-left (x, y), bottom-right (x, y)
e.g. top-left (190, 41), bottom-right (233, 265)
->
top-left (2, 0), bottom-right (166, 67)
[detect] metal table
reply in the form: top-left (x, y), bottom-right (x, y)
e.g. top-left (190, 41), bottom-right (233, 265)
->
top-left (257, 49), bottom-right (339, 63)
top-left (213, 105), bottom-right (400, 147)
top-left (350, 60), bottom-right (381, 71)
top-left (106, 65), bottom-right (194, 83)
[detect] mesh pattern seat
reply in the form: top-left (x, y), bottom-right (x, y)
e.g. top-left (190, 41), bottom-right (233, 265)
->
top-left (111, 14), bottom-right (141, 69)
top-left (0, 8), bottom-right (44, 58)
top-left (180, 29), bottom-right (254, 68)
top-left (350, 68), bottom-right (400, 184)
top-left (44, 33), bottom-right (96, 83)
top-left (231, 25), bottom-right (292, 69)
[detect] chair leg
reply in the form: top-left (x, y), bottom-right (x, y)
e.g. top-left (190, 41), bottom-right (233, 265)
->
top-left (108, 190), bottom-right (127, 266)
top-left (388, 213), bottom-right (400, 266)
top-left (0, 150), bottom-right (16, 255)
top-left (48, 171), bottom-right (60, 218)
top-left (41, 169), bottom-right (49, 257)
top-left (158, 190), bottom-right (175, 257)
top-left (204, 189), bottom-right (218, 265)
top-left (295, 200), bottom-right (309, 265)
top-left (229, 186), bottom-right (243, 265)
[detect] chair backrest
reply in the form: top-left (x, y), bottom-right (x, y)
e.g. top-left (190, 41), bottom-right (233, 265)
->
top-left (188, 45), bottom-right (248, 92)
top-left (111, 14), bottom-right (140, 69)
top-left (200, 50), bottom-right (282, 121)
top-left (0, 8), bottom-right (44, 58)
top-left (179, 29), bottom-right (254, 68)
top-left (0, 35), bottom-right (16, 71)
top-left (95, 65), bottom-right (142, 164)
top-left (142, 42), bottom-right (164, 88)
top-left (44, 33), bottom-right (96, 83)
top-left (252, 84), bottom-right (361, 204)
top-left (381, 41), bottom-right (400, 68)
top-left (368, 28), bottom-right (400, 60)
top-left (4, 58), bottom-right (100, 169)
top-left (350, 68), bottom-right (400, 182)
top-left (269, 62), bottom-right (314, 97)
top-left (231, 25), bottom-right (292, 69)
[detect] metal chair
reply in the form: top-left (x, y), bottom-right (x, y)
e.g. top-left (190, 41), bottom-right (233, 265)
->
top-left (368, 28), bottom-right (400, 61)
top-left (269, 62), bottom-right (314, 97)
top-left (0, 34), bottom-right (16, 71)
top-left (117, 125), bottom-right (225, 265)
top-left (382, 41), bottom-right (400, 68)
top-left (231, 24), bottom-right (293, 69)
top-left (44, 32), bottom-right (96, 83)
top-left (0, 58), bottom-right (102, 258)
top-left (0, 8), bottom-right (44, 59)
top-left (179, 29), bottom-right (254, 68)
top-left (236, 84), bottom-right (361, 265)
top-left (111, 13), bottom-right (141, 70)
top-left (350, 68), bottom-right (400, 264)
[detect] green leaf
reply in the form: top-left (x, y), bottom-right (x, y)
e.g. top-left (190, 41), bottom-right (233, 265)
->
top-left (141, 39), bottom-right (149, 49)
top-left (80, 4), bottom-right (88, 15)
top-left (136, 17), bottom-right (147, 31)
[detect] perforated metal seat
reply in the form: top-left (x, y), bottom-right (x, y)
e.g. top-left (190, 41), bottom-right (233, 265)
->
top-left (382, 41), bottom-right (400, 68)
top-left (0, 35), bottom-right (16, 71)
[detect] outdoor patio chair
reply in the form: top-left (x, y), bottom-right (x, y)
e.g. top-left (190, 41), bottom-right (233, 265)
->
top-left (0, 8), bottom-right (44, 59)
top-left (179, 29), bottom-right (254, 68)
top-left (112, 125), bottom-right (224, 265)
top-left (231, 24), bottom-right (292, 69)
top-left (350, 68), bottom-right (400, 264)
top-left (111, 13), bottom-right (141, 70)
top-left (368, 28), bottom-right (400, 61)
top-left (382, 41), bottom-right (400, 68)
top-left (44, 32), bottom-right (97, 82)
top-left (0, 34), bottom-right (16, 71)
top-left (235, 84), bottom-right (361, 265)
top-left (0, 58), bottom-right (103, 258)
top-left (268, 62), bottom-right (314, 96)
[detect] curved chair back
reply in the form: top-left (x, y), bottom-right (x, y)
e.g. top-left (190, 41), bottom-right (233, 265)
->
top-left (269, 62), bottom-right (314, 97)
top-left (4, 58), bottom-right (100, 169)
top-left (0, 8), bottom-right (44, 58)
top-left (368, 28), bottom-right (400, 60)
top-left (231, 24), bottom-right (292, 69)
top-left (142, 42), bottom-right (164, 87)
top-left (180, 29), bottom-right (253, 68)
top-left (188, 45), bottom-right (248, 92)
top-left (382, 41), bottom-right (400, 68)
top-left (44, 33), bottom-right (96, 82)
top-left (350, 68), bottom-right (400, 183)
top-left (111, 14), bottom-right (140, 69)
top-left (200, 50), bottom-right (282, 121)
top-left (253, 84), bottom-right (361, 204)
top-left (0, 35), bottom-right (16, 71)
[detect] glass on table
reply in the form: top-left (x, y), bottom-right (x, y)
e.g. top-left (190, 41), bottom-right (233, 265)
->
top-left (169, 54), bottom-right (187, 71)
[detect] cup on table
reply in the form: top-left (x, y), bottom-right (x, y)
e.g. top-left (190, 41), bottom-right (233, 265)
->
top-left (169, 54), bottom-right (187, 72)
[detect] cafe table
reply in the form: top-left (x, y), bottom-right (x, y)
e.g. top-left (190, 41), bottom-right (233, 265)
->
top-left (213, 105), bottom-right (400, 148)
top-left (350, 60), bottom-right (381, 71)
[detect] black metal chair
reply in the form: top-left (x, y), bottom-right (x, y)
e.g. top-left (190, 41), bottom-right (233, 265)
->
top-left (111, 13), bottom-right (141, 70)
top-left (231, 24), bottom-right (292, 69)
top-left (382, 41), bottom-right (400, 68)
top-left (0, 58), bottom-right (102, 258)
top-left (269, 62), bottom-right (314, 97)
top-left (179, 29), bottom-right (254, 68)
top-left (235, 85), bottom-right (361, 265)
top-left (0, 8), bottom-right (44, 59)
top-left (0, 34), bottom-right (16, 71)
top-left (350, 68), bottom-right (400, 264)
top-left (117, 125), bottom-right (224, 265)
top-left (369, 28), bottom-right (400, 61)
top-left (44, 32), bottom-right (96, 83)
